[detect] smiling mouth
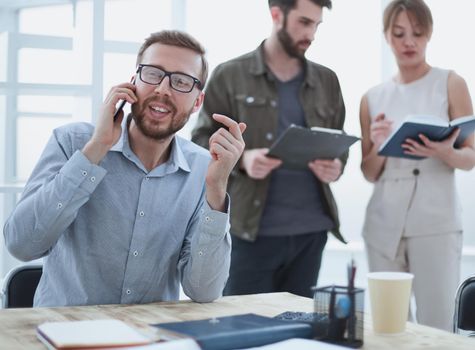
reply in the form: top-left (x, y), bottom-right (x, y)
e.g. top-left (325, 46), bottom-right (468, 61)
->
top-left (147, 105), bottom-right (173, 121)
top-left (150, 106), bottom-right (169, 113)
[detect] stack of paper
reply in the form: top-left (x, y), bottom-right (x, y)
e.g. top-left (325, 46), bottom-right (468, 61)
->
top-left (37, 319), bottom-right (153, 349)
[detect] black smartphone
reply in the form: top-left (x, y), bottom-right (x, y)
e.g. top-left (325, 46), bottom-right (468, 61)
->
top-left (113, 75), bottom-right (136, 121)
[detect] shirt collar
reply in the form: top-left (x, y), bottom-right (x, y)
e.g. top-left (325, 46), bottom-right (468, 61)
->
top-left (249, 40), bottom-right (317, 88)
top-left (248, 41), bottom-right (268, 76)
top-left (168, 136), bottom-right (191, 173)
top-left (110, 114), bottom-right (130, 152)
top-left (110, 115), bottom-right (191, 175)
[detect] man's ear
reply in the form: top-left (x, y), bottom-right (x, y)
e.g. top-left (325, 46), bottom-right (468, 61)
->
top-left (270, 6), bottom-right (282, 24)
top-left (191, 91), bottom-right (205, 114)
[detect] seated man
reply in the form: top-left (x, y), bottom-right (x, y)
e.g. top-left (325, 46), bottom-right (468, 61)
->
top-left (3, 30), bottom-right (246, 307)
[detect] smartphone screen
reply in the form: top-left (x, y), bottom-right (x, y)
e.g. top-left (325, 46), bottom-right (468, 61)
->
top-left (113, 76), bottom-right (136, 121)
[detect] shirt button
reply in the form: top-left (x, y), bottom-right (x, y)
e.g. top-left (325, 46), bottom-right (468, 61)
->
top-left (270, 100), bottom-right (277, 108)
top-left (90, 176), bottom-right (96, 182)
top-left (126, 289), bottom-right (131, 295)
top-left (246, 96), bottom-right (255, 103)
top-left (253, 199), bottom-right (261, 207)
top-left (139, 211), bottom-right (145, 217)
top-left (145, 177), bottom-right (150, 181)
top-left (198, 251), bottom-right (204, 256)
top-left (82, 170), bottom-right (87, 176)
top-left (205, 216), bottom-right (211, 222)
top-left (133, 251), bottom-right (139, 257)
top-left (413, 168), bottom-right (420, 176)
top-left (266, 132), bottom-right (273, 141)
top-left (243, 232), bottom-right (251, 240)
top-left (57, 202), bottom-right (63, 209)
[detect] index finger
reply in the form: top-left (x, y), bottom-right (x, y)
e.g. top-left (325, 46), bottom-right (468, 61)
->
top-left (115, 82), bottom-right (136, 90)
top-left (212, 113), bottom-right (244, 142)
top-left (450, 127), bottom-right (461, 138)
top-left (418, 133), bottom-right (431, 143)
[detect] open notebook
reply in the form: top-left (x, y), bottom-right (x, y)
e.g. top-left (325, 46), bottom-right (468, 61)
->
top-left (378, 114), bottom-right (475, 159)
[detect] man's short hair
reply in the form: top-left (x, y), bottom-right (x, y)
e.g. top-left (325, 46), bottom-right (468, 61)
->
top-left (136, 30), bottom-right (209, 89)
top-left (268, 0), bottom-right (332, 14)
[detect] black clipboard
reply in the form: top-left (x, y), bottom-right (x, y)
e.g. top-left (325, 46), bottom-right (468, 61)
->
top-left (267, 125), bottom-right (359, 170)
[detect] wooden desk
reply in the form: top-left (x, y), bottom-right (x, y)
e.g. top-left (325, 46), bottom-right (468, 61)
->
top-left (0, 292), bottom-right (473, 349)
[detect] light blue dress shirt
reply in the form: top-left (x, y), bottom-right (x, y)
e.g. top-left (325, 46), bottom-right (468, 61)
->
top-left (4, 121), bottom-right (231, 307)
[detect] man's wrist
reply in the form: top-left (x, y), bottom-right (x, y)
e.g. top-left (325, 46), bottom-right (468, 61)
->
top-left (205, 184), bottom-right (227, 212)
top-left (82, 140), bottom-right (110, 165)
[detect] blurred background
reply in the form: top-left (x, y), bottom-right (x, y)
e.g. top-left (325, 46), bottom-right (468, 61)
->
top-left (0, 0), bottom-right (474, 292)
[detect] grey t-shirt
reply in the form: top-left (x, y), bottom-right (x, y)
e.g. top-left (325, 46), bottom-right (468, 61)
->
top-left (259, 70), bottom-right (334, 236)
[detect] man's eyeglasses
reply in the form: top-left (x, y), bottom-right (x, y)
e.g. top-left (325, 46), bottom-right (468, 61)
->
top-left (138, 64), bottom-right (202, 93)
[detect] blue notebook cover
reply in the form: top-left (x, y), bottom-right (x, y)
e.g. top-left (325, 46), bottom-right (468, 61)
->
top-left (378, 114), bottom-right (475, 160)
top-left (152, 313), bottom-right (313, 350)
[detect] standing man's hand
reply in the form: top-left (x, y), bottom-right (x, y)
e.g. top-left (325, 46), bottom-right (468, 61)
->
top-left (82, 82), bottom-right (137, 164)
top-left (308, 158), bottom-right (342, 183)
top-left (241, 149), bottom-right (282, 179)
top-left (206, 114), bottom-right (247, 211)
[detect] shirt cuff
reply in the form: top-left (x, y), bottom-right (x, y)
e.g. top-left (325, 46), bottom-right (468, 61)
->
top-left (59, 150), bottom-right (107, 193)
top-left (201, 194), bottom-right (231, 238)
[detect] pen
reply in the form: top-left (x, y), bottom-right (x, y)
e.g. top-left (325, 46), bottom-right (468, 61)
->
top-left (347, 257), bottom-right (356, 290)
top-left (347, 257), bottom-right (357, 342)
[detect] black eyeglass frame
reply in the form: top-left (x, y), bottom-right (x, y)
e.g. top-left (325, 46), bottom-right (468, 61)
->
top-left (137, 64), bottom-right (203, 93)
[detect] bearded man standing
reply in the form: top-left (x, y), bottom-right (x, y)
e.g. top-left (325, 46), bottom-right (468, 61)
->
top-left (192, 0), bottom-right (347, 298)
top-left (4, 30), bottom-right (245, 307)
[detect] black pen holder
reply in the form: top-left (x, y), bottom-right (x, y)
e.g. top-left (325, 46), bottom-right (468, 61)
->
top-left (311, 285), bottom-right (364, 348)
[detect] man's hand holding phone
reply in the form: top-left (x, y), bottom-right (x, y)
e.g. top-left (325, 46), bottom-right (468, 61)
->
top-left (82, 78), bottom-right (137, 165)
top-left (113, 75), bottom-right (137, 121)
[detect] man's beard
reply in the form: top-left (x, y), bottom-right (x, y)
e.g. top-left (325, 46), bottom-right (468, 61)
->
top-left (131, 95), bottom-right (192, 140)
top-left (277, 16), bottom-right (310, 59)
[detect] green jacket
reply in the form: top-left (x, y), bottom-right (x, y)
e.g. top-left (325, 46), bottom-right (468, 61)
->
top-left (192, 42), bottom-right (348, 244)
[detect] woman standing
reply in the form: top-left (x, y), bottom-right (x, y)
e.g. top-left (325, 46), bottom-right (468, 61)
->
top-left (360, 0), bottom-right (475, 331)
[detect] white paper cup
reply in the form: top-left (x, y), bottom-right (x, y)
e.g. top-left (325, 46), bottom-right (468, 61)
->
top-left (367, 272), bottom-right (414, 334)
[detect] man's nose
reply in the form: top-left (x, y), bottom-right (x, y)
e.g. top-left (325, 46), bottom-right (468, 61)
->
top-left (308, 29), bottom-right (315, 43)
top-left (154, 76), bottom-right (172, 94)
